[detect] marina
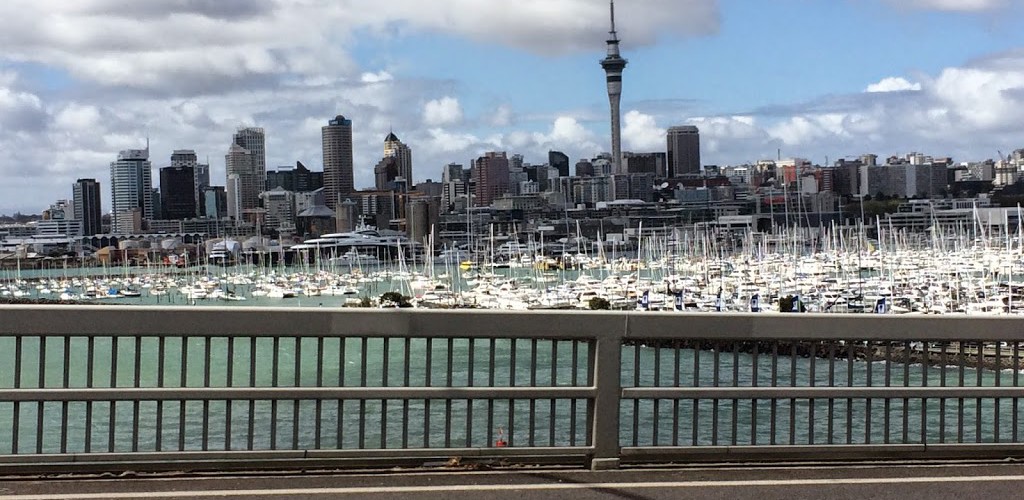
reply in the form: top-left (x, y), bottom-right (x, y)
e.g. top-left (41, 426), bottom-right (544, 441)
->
top-left (3, 223), bottom-right (1024, 315)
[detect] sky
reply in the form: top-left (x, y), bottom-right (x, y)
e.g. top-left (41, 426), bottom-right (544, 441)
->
top-left (4, 0), bottom-right (1024, 214)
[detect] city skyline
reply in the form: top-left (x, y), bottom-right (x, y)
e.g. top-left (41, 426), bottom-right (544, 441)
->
top-left (4, 0), bottom-right (1024, 214)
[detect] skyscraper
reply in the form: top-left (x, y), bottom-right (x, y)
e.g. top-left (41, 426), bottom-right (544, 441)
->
top-left (322, 115), bottom-right (354, 209)
top-left (600, 0), bottom-right (628, 174)
top-left (473, 152), bottom-right (510, 207)
top-left (549, 151), bottom-right (570, 177)
top-left (170, 150), bottom-right (209, 217)
top-left (232, 127), bottom-right (266, 181)
top-left (160, 165), bottom-right (197, 220)
top-left (109, 148), bottom-right (153, 234)
top-left (72, 178), bottom-right (102, 236)
top-left (384, 131), bottom-right (413, 185)
top-left (667, 126), bottom-right (701, 176)
top-left (225, 143), bottom-right (261, 219)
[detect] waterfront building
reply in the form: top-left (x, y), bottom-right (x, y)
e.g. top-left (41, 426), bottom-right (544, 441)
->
top-left (323, 115), bottom-right (354, 209)
top-left (159, 165), bottom-right (197, 220)
top-left (473, 152), bottom-right (510, 207)
top-left (72, 178), bottom-right (102, 236)
top-left (109, 148), bottom-right (153, 234)
top-left (667, 126), bottom-right (701, 177)
top-left (600, 0), bottom-right (628, 174)
top-left (260, 187), bottom-right (296, 233)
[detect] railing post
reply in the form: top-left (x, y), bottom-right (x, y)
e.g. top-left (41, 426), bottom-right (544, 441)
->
top-left (589, 334), bottom-right (622, 470)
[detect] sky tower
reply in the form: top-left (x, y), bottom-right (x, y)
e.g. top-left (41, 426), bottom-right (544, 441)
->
top-left (601, 0), bottom-right (628, 174)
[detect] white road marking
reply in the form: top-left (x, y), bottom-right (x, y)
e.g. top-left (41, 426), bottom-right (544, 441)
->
top-left (4, 474), bottom-right (1024, 499)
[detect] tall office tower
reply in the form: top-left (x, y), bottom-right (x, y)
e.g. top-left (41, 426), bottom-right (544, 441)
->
top-left (72, 178), bottom-right (102, 236)
top-left (374, 156), bottom-right (400, 191)
top-left (549, 151), bottom-right (570, 177)
top-left (225, 143), bottom-right (261, 219)
top-left (232, 127), bottom-right (266, 181)
top-left (666, 126), bottom-right (701, 176)
top-left (266, 161), bottom-right (323, 193)
top-left (109, 148), bottom-right (153, 234)
top-left (383, 131), bottom-right (413, 185)
top-left (473, 152), bottom-right (510, 207)
top-left (160, 165), bottom-right (197, 220)
top-left (600, 0), bottom-right (628, 174)
top-left (322, 115), bottom-right (354, 209)
top-left (170, 150), bottom-right (208, 217)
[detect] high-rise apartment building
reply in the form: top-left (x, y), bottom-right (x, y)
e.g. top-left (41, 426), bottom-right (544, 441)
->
top-left (109, 148), bottom-right (153, 234)
top-left (667, 125), bottom-right (701, 177)
top-left (72, 178), bottom-right (103, 236)
top-left (225, 143), bottom-right (261, 219)
top-left (384, 131), bottom-right (413, 185)
top-left (160, 165), bottom-right (197, 220)
top-left (322, 115), bottom-right (354, 209)
top-left (473, 152), bottom-right (510, 207)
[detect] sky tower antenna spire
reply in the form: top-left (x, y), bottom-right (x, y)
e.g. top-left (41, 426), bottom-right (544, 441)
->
top-left (610, 0), bottom-right (618, 39)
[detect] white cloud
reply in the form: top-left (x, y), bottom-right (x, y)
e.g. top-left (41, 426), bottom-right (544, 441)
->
top-left (490, 105), bottom-right (514, 127)
top-left (865, 77), bottom-right (922, 93)
top-left (423, 97), bottom-right (464, 126)
top-left (888, 0), bottom-right (1008, 11)
top-left (360, 71), bottom-right (394, 84)
top-left (622, 110), bottom-right (665, 151)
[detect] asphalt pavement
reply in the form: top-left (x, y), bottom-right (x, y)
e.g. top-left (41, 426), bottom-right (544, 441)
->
top-left (2, 461), bottom-right (1024, 499)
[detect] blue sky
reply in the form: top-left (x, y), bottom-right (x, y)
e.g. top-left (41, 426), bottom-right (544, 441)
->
top-left (2, 0), bottom-right (1024, 214)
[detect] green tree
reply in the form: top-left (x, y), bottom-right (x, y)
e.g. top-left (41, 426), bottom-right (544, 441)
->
top-left (588, 297), bottom-right (611, 310)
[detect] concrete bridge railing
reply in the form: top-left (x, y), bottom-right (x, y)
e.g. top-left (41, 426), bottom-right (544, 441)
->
top-left (0, 306), bottom-right (1023, 472)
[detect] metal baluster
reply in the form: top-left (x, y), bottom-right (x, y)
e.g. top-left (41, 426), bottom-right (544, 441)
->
top-left (468, 338), bottom-right (475, 446)
top-left (731, 342), bottom-right (739, 446)
top-left (12, 336), bottom-right (21, 454)
top-left (828, 342), bottom-right (836, 445)
top-left (249, 337), bottom-right (257, 451)
top-left (751, 341), bottom-right (759, 446)
top-left (226, 337), bottom-right (235, 451)
top-left (271, 336), bottom-right (279, 451)
top-left (487, 339), bottom-right (495, 448)
top-left (921, 339), bottom-right (929, 445)
top-left (789, 342), bottom-right (796, 446)
top-left (203, 336), bottom-right (211, 451)
top-left (528, 338), bottom-right (537, 448)
top-left (902, 341), bottom-right (910, 445)
top-left (939, 342), bottom-right (948, 444)
top-left (314, 337), bottom-right (323, 450)
top-left (958, 340), bottom-right (965, 444)
top-left (994, 342), bottom-right (1001, 443)
top-left (293, 338), bottom-right (301, 450)
top-left (884, 343), bottom-right (892, 445)
top-left (633, 344), bottom-right (641, 447)
top-left (509, 339), bottom-right (517, 447)
top-left (179, 338), bottom-right (187, 452)
top-left (60, 336), bottom-right (71, 454)
top-left (568, 340), bottom-right (577, 447)
top-left (133, 336), bottom-right (143, 453)
top-left (672, 344), bottom-right (681, 447)
top-left (809, 341), bottom-right (817, 445)
top-left (37, 338), bottom-right (46, 454)
top-left (549, 340), bottom-right (557, 447)
top-left (846, 339), bottom-right (854, 445)
top-left (337, 337), bottom-right (346, 449)
top-left (110, 337), bottom-right (118, 453)
top-left (85, 336), bottom-right (93, 453)
top-left (445, 338), bottom-right (454, 448)
top-left (712, 342), bottom-right (720, 446)
top-left (359, 337), bottom-right (368, 450)
top-left (1014, 342), bottom-right (1020, 443)
top-left (976, 341), bottom-right (983, 443)
top-left (156, 337), bottom-right (165, 451)
top-left (404, 338), bottom-right (412, 449)
top-left (770, 341), bottom-right (777, 446)
top-left (382, 337), bottom-right (391, 449)
top-left (652, 342), bottom-right (661, 446)
top-left (865, 341), bottom-right (873, 444)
